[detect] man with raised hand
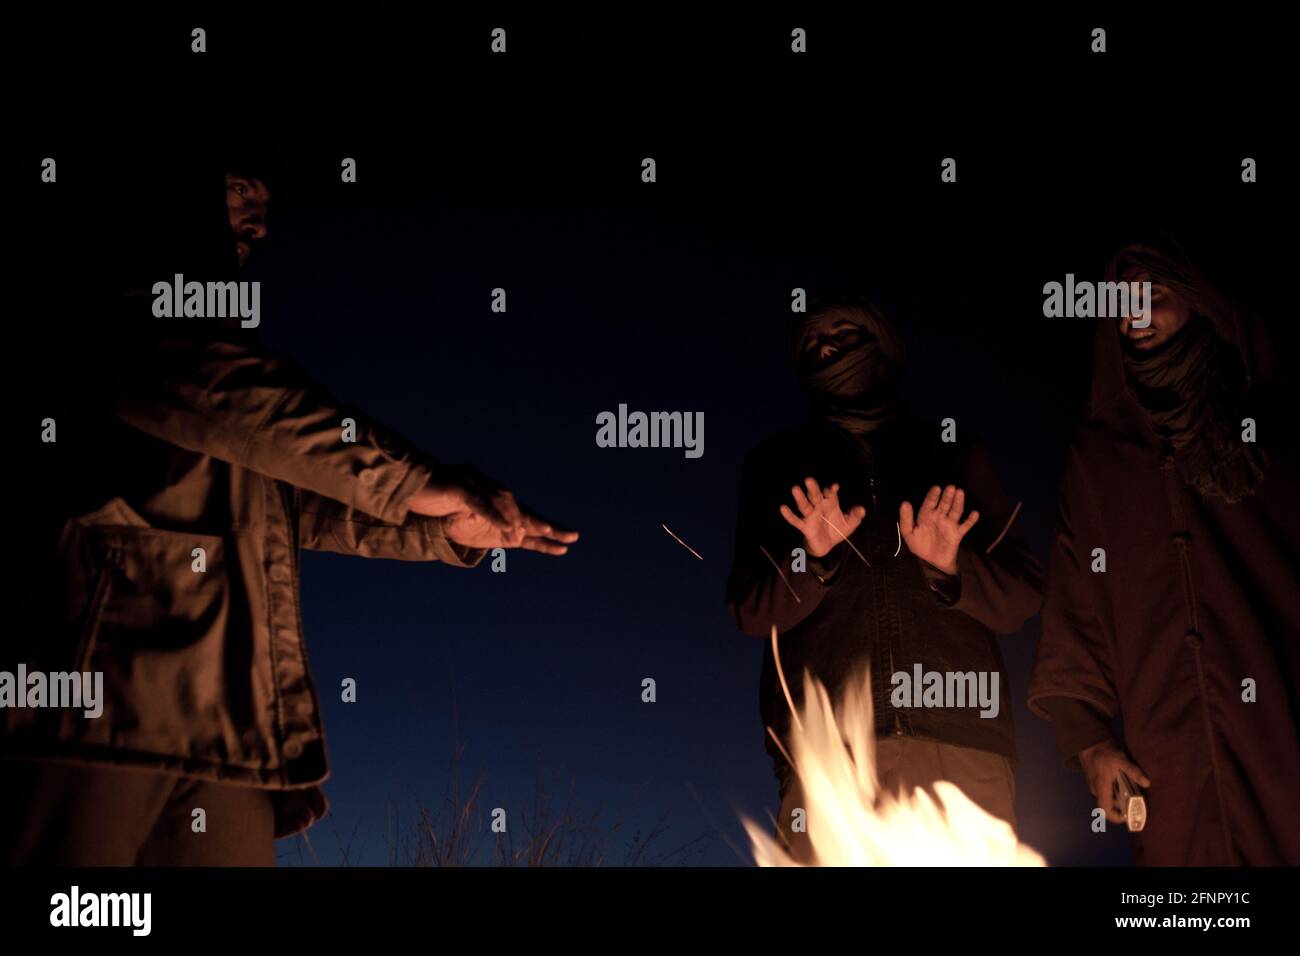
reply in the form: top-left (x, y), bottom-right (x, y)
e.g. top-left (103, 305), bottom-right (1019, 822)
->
top-left (726, 294), bottom-right (1041, 862)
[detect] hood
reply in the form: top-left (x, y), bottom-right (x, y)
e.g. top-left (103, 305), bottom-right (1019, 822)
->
top-left (788, 295), bottom-right (906, 374)
top-left (1085, 233), bottom-right (1274, 424)
top-left (788, 294), bottom-right (907, 436)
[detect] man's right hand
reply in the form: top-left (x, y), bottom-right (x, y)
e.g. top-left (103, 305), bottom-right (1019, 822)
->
top-left (406, 465), bottom-right (579, 555)
top-left (1078, 738), bottom-right (1151, 824)
top-left (778, 477), bottom-right (866, 558)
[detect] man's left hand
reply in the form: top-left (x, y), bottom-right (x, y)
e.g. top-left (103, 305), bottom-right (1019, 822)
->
top-left (899, 484), bottom-right (978, 575)
top-left (445, 509), bottom-right (579, 555)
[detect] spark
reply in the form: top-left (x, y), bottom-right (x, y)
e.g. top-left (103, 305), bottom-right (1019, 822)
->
top-left (985, 501), bottom-right (1023, 555)
top-left (766, 725), bottom-right (796, 769)
top-left (893, 521), bottom-right (902, 557)
top-left (661, 523), bottom-right (703, 561)
top-left (759, 545), bottom-right (802, 604)
top-left (770, 625), bottom-right (803, 733)
top-left (818, 514), bottom-right (869, 566)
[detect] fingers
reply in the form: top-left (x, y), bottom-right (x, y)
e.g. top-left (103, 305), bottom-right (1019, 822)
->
top-left (519, 536), bottom-right (571, 556)
top-left (788, 479), bottom-right (858, 535)
top-left (950, 488), bottom-right (965, 519)
top-left (1103, 801), bottom-right (1126, 825)
top-left (497, 522), bottom-right (526, 548)
top-left (917, 485), bottom-right (976, 528)
top-left (957, 509), bottom-right (980, 534)
top-left (1104, 768), bottom-right (1132, 824)
top-left (1121, 759), bottom-right (1152, 789)
top-left (472, 523), bottom-right (573, 555)
top-left (439, 469), bottom-right (579, 555)
top-left (1090, 769), bottom-right (1124, 824)
top-left (825, 482), bottom-right (855, 521)
top-left (899, 500), bottom-right (915, 537)
top-left (520, 509), bottom-right (580, 544)
top-left (844, 504), bottom-right (867, 535)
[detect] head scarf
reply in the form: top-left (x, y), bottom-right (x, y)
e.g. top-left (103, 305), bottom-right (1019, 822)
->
top-left (788, 294), bottom-right (906, 437)
top-left (1107, 238), bottom-right (1268, 502)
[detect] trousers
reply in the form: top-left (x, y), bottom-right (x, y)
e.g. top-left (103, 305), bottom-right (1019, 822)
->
top-left (2, 759), bottom-right (276, 866)
top-left (775, 736), bottom-right (1017, 863)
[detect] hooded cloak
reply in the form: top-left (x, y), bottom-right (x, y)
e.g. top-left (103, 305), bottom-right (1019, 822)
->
top-left (1029, 237), bottom-right (1300, 864)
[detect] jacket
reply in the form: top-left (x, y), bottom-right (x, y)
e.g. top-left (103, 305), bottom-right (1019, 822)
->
top-left (725, 415), bottom-right (1042, 783)
top-left (8, 318), bottom-right (484, 837)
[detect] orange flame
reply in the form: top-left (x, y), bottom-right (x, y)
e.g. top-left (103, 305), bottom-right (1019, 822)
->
top-left (744, 630), bottom-right (1046, 867)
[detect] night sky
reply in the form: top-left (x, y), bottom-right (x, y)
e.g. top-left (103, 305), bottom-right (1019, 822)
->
top-left (23, 14), bottom-right (1285, 867)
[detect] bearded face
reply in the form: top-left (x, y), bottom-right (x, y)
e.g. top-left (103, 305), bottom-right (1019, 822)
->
top-left (225, 173), bottom-right (271, 267)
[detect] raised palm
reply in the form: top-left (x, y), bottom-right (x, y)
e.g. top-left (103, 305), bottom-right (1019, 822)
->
top-left (898, 484), bottom-right (978, 575)
top-left (778, 477), bottom-right (866, 559)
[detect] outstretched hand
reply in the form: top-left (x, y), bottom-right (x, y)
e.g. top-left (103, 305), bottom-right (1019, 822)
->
top-left (778, 477), bottom-right (866, 559)
top-left (407, 465), bottom-right (579, 555)
top-left (899, 484), bottom-right (978, 575)
top-left (443, 508), bottom-right (577, 554)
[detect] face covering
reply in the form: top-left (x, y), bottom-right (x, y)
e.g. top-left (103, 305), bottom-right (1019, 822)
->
top-left (1111, 241), bottom-right (1269, 502)
top-left (1121, 315), bottom-right (1217, 449)
top-left (790, 299), bottom-right (906, 437)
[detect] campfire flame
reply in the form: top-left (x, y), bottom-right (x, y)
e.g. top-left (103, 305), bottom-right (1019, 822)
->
top-left (744, 646), bottom-right (1046, 867)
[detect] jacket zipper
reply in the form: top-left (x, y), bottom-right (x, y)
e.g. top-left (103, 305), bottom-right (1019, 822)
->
top-left (888, 645), bottom-right (903, 735)
top-left (871, 457), bottom-right (900, 734)
top-left (837, 426), bottom-right (902, 737)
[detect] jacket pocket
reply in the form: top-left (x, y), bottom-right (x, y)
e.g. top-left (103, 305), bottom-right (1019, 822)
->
top-left (53, 498), bottom-right (148, 672)
top-left (57, 499), bottom-right (235, 759)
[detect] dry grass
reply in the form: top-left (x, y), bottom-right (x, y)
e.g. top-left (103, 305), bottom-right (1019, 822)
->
top-left (279, 741), bottom-right (716, 867)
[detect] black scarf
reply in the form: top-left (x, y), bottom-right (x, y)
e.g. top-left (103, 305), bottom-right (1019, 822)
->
top-left (800, 340), bottom-right (902, 436)
top-left (791, 298), bottom-right (905, 438)
top-left (1122, 317), bottom-right (1268, 502)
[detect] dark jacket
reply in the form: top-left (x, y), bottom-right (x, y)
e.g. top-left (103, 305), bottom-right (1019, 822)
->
top-left (1028, 299), bottom-right (1300, 865)
top-left (726, 415), bottom-right (1042, 783)
top-left (8, 317), bottom-right (485, 837)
